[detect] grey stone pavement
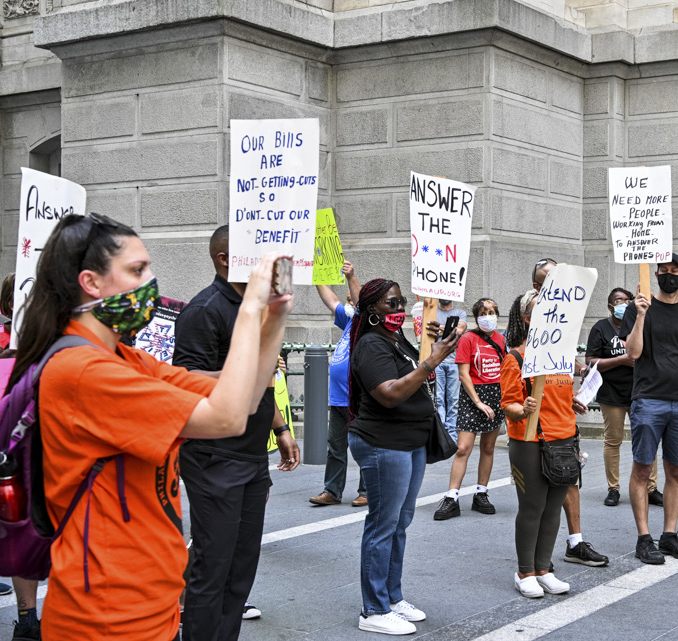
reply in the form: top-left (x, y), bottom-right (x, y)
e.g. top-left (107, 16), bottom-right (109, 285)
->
top-left (2, 436), bottom-right (678, 640)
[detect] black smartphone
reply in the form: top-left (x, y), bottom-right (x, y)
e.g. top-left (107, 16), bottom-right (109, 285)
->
top-left (442, 315), bottom-right (459, 339)
top-left (273, 257), bottom-right (293, 295)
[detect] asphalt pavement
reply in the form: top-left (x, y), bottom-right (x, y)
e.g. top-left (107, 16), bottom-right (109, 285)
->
top-left (1, 437), bottom-right (677, 641)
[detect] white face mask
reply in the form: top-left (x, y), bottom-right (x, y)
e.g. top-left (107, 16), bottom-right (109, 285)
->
top-left (477, 315), bottom-right (497, 333)
top-left (344, 304), bottom-right (355, 318)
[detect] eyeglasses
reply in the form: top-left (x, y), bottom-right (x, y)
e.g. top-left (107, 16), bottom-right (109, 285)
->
top-left (532, 258), bottom-right (557, 283)
top-left (79, 212), bottom-right (133, 271)
top-left (379, 297), bottom-right (407, 310)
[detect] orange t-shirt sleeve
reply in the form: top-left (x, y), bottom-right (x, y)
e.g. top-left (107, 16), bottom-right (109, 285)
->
top-left (66, 351), bottom-right (215, 466)
top-left (500, 352), bottom-right (528, 440)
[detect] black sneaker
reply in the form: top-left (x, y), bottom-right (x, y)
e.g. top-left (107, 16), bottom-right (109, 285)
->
top-left (472, 492), bottom-right (496, 514)
top-left (648, 489), bottom-right (664, 506)
top-left (604, 489), bottom-right (620, 506)
top-left (636, 535), bottom-right (665, 564)
top-left (434, 496), bottom-right (460, 520)
top-left (12, 621), bottom-right (41, 641)
top-left (564, 541), bottom-right (609, 566)
top-left (659, 532), bottom-right (678, 559)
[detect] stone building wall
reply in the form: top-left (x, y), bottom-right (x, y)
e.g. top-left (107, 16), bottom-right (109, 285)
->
top-left (2, 0), bottom-right (678, 346)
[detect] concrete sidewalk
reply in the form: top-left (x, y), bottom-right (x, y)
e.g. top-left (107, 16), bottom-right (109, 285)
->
top-left (1, 438), bottom-right (676, 641)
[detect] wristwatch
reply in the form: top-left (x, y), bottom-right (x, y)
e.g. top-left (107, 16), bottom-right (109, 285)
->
top-left (273, 424), bottom-right (290, 437)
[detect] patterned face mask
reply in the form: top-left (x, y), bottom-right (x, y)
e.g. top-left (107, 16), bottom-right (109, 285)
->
top-left (73, 277), bottom-right (159, 338)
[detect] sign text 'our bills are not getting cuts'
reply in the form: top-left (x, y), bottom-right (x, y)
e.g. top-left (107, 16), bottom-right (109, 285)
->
top-left (229, 118), bottom-right (320, 285)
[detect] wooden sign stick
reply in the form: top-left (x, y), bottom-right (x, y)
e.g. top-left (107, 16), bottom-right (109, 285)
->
top-left (524, 376), bottom-right (546, 441)
top-left (419, 297), bottom-right (438, 363)
top-left (639, 263), bottom-right (652, 298)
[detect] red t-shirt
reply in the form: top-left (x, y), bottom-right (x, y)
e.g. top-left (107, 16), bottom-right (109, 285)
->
top-left (455, 331), bottom-right (506, 385)
top-left (40, 320), bottom-right (216, 641)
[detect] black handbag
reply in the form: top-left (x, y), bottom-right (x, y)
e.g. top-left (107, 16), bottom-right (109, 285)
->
top-left (509, 350), bottom-right (582, 487)
top-left (424, 380), bottom-right (458, 464)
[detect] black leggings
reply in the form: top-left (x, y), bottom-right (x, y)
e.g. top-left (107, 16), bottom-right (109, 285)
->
top-left (509, 437), bottom-right (572, 573)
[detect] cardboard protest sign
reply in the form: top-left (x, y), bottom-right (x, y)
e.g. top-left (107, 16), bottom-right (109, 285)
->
top-left (134, 296), bottom-right (187, 364)
top-left (267, 367), bottom-right (296, 452)
top-left (409, 172), bottom-right (475, 302)
top-left (229, 119), bottom-right (320, 285)
top-left (312, 208), bottom-right (345, 286)
top-left (12, 168), bottom-right (87, 348)
top-left (522, 265), bottom-right (598, 378)
top-left (608, 166), bottom-right (672, 265)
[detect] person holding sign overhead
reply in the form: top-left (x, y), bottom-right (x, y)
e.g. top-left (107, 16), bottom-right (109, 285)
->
top-left (500, 289), bottom-right (587, 597)
top-left (348, 278), bottom-right (459, 635)
top-left (620, 253), bottom-right (678, 565)
top-left (309, 260), bottom-right (367, 507)
top-left (433, 298), bottom-right (505, 521)
top-left (586, 288), bottom-right (662, 508)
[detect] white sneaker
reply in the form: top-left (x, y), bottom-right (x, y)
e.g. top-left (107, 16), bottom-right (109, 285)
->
top-left (390, 600), bottom-right (426, 622)
top-left (359, 611), bottom-right (417, 635)
top-left (242, 602), bottom-right (262, 619)
top-left (536, 572), bottom-right (570, 594)
top-left (514, 573), bottom-right (544, 598)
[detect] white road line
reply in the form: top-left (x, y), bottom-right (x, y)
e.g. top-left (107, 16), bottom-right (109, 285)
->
top-left (0, 584), bottom-right (48, 611)
top-left (261, 476), bottom-right (513, 545)
top-left (472, 557), bottom-right (678, 641)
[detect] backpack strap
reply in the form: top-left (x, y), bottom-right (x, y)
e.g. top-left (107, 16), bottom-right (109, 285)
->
top-left (11, 336), bottom-right (98, 445)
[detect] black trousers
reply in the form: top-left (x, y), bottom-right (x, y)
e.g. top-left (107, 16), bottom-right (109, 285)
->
top-left (180, 442), bottom-right (271, 641)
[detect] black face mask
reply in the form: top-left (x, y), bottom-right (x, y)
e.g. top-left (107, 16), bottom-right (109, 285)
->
top-left (658, 272), bottom-right (678, 294)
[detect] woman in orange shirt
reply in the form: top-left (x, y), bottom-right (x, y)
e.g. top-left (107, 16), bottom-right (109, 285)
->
top-left (6, 214), bottom-right (291, 641)
top-left (500, 289), bottom-right (587, 599)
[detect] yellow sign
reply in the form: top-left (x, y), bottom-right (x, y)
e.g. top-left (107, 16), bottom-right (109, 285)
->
top-left (312, 208), bottom-right (345, 286)
top-left (268, 368), bottom-right (296, 452)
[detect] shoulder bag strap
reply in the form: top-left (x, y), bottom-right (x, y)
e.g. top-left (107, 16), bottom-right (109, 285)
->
top-left (472, 329), bottom-right (507, 362)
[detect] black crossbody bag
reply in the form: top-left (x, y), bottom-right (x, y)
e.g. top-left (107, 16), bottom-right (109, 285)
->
top-left (509, 350), bottom-right (582, 488)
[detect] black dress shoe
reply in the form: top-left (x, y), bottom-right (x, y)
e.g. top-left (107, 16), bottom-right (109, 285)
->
top-left (659, 532), bottom-right (678, 558)
top-left (636, 535), bottom-right (665, 564)
top-left (648, 489), bottom-right (664, 506)
top-left (604, 489), bottom-right (620, 506)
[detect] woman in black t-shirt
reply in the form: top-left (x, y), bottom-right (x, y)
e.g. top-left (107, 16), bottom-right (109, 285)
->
top-left (586, 287), bottom-right (660, 507)
top-left (348, 278), bottom-right (458, 636)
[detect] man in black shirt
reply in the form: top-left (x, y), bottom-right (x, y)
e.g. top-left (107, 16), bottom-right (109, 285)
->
top-left (175, 225), bottom-right (300, 641)
top-left (620, 253), bottom-right (678, 565)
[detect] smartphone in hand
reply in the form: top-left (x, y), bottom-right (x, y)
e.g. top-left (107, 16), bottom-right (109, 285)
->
top-left (442, 315), bottom-right (459, 340)
top-left (273, 257), bottom-right (293, 295)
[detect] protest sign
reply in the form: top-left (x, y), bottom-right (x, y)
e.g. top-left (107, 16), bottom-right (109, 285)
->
top-left (521, 264), bottom-right (597, 440)
top-left (134, 296), bottom-right (187, 364)
top-left (522, 265), bottom-right (598, 379)
top-left (312, 208), bottom-right (345, 286)
top-left (267, 368), bottom-right (296, 452)
top-left (608, 166), bottom-right (672, 265)
top-left (229, 119), bottom-right (320, 285)
top-left (409, 172), bottom-right (476, 302)
top-left (12, 168), bottom-right (86, 348)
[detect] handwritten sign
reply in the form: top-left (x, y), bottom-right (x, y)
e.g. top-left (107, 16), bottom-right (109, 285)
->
top-left (608, 166), bottom-right (672, 264)
top-left (229, 119), bottom-right (320, 285)
top-left (409, 172), bottom-right (475, 301)
top-left (11, 168), bottom-right (86, 348)
top-left (267, 367), bottom-right (296, 452)
top-left (522, 265), bottom-right (598, 378)
top-left (312, 208), bottom-right (345, 286)
top-left (134, 296), bottom-right (187, 364)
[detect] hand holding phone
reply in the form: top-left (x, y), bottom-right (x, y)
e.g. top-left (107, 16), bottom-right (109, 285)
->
top-left (442, 315), bottom-right (459, 340)
top-left (273, 257), bottom-right (293, 295)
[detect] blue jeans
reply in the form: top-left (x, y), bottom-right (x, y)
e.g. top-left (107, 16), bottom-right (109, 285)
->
top-left (348, 432), bottom-right (427, 615)
top-left (435, 361), bottom-right (460, 442)
top-left (630, 399), bottom-right (678, 465)
top-left (324, 406), bottom-right (366, 499)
